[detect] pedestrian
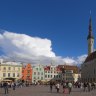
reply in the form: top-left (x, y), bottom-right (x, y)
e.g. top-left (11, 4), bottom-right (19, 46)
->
top-left (63, 82), bottom-right (66, 93)
top-left (68, 82), bottom-right (72, 94)
top-left (83, 82), bottom-right (87, 92)
top-left (12, 82), bottom-right (16, 90)
top-left (88, 82), bottom-right (91, 92)
top-left (49, 81), bottom-right (53, 92)
top-left (56, 82), bottom-right (60, 93)
top-left (3, 81), bottom-right (9, 94)
top-left (80, 82), bottom-right (83, 91)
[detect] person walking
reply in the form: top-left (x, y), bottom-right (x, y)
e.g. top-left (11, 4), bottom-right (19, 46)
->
top-left (83, 82), bottom-right (87, 92)
top-left (88, 82), bottom-right (91, 92)
top-left (49, 81), bottom-right (53, 92)
top-left (56, 82), bottom-right (60, 93)
top-left (12, 82), bottom-right (16, 90)
top-left (3, 81), bottom-right (9, 94)
top-left (63, 82), bottom-right (66, 93)
top-left (68, 82), bottom-right (72, 94)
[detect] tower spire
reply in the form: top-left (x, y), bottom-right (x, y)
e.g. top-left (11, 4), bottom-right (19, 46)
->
top-left (87, 12), bottom-right (94, 55)
top-left (87, 11), bottom-right (94, 40)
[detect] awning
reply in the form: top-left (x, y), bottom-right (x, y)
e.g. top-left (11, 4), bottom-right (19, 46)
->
top-left (2, 80), bottom-right (12, 82)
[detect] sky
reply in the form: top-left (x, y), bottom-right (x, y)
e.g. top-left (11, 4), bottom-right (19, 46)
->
top-left (0, 0), bottom-right (96, 65)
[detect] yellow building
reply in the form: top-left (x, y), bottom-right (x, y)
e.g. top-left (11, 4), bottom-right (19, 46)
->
top-left (58, 65), bottom-right (80, 82)
top-left (0, 59), bottom-right (22, 82)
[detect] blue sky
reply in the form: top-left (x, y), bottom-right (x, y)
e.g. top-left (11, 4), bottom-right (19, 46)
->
top-left (0, 0), bottom-right (96, 64)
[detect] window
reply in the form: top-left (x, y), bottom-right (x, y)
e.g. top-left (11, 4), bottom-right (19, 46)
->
top-left (40, 68), bottom-right (41, 71)
top-left (45, 71), bottom-right (47, 73)
top-left (36, 68), bottom-right (38, 70)
top-left (48, 75), bottom-right (50, 78)
top-left (38, 77), bottom-right (39, 79)
top-left (34, 72), bottom-right (36, 75)
top-left (18, 68), bottom-right (20, 71)
top-left (41, 72), bottom-right (43, 75)
top-left (34, 77), bottom-right (36, 79)
top-left (17, 73), bottom-right (19, 77)
top-left (45, 75), bottom-right (47, 78)
top-left (8, 73), bottom-right (10, 77)
top-left (3, 73), bottom-right (6, 77)
top-left (8, 67), bottom-right (11, 70)
top-left (41, 77), bottom-right (43, 80)
top-left (66, 70), bottom-right (73, 73)
top-left (13, 67), bottom-right (15, 70)
top-left (13, 73), bottom-right (15, 77)
top-left (27, 70), bottom-right (30, 73)
top-left (3, 67), bottom-right (6, 70)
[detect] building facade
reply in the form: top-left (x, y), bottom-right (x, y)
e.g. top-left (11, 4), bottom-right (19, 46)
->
top-left (44, 65), bottom-right (61, 82)
top-left (81, 52), bottom-right (96, 82)
top-left (32, 64), bottom-right (45, 83)
top-left (58, 65), bottom-right (79, 82)
top-left (0, 59), bottom-right (22, 82)
top-left (81, 15), bottom-right (96, 82)
top-left (22, 64), bottom-right (32, 83)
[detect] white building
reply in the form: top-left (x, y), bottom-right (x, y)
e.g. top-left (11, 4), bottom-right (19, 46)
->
top-left (44, 65), bottom-right (61, 82)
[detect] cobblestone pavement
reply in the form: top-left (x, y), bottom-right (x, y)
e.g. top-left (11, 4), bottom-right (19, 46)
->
top-left (0, 85), bottom-right (96, 96)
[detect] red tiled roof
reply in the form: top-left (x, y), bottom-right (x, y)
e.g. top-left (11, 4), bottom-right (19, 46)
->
top-left (84, 51), bottom-right (96, 63)
top-left (44, 66), bottom-right (61, 71)
top-left (57, 65), bottom-right (78, 73)
top-left (44, 66), bottom-right (50, 71)
top-left (56, 67), bottom-right (61, 71)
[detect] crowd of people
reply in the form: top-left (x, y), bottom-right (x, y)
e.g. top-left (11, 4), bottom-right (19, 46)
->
top-left (74, 82), bottom-right (96, 92)
top-left (49, 81), bottom-right (72, 94)
top-left (0, 80), bottom-right (96, 95)
top-left (0, 81), bottom-right (16, 94)
top-left (49, 81), bottom-right (96, 94)
top-left (0, 81), bottom-right (32, 95)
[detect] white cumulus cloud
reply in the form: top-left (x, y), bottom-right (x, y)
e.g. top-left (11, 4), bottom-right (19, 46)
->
top-left (0, 30), bottom-right (87, 65)
top-left (63, 57), bottom-right (77, 65)
top-left (77, 55), bottom-right (87, 64)
top-left (0, 31), bottom-right (55, 57)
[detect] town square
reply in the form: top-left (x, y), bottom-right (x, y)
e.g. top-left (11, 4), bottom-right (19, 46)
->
top-left (0, 85), bottom-right (96, 96)
top-left (0, 0), bottom-right (96, 96)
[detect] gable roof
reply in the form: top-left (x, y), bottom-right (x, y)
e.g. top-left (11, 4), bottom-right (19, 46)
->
top-left (84, 51), bottom-right (96, 63)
